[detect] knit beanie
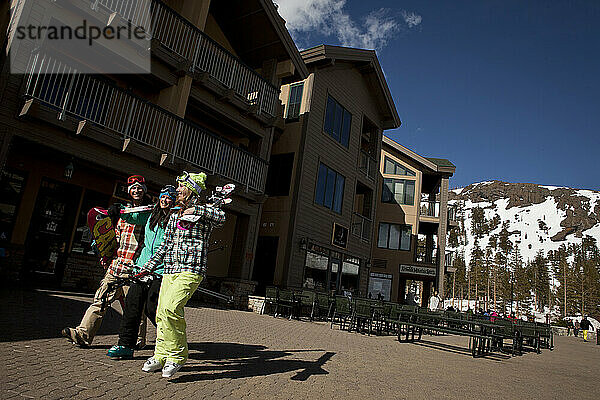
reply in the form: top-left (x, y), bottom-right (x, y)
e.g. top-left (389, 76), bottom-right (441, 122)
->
top-left (177, 171), bottom-right (206, 197)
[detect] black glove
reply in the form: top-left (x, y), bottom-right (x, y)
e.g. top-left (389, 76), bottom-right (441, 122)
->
top-left (107, 203), bottom-right (123, 220)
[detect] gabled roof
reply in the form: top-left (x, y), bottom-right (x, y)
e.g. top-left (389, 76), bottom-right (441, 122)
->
top-left (300, 45), bottom-right (401, 130)
top-left (383, 135), bottom-right (455, 175)
top-left (210, 0), bottom-right (308, 80)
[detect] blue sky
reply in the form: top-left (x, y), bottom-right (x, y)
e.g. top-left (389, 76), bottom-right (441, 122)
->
top-left (277, 1), bottom-right (600, 190)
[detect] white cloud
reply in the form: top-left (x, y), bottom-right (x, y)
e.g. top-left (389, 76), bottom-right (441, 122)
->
top-left (402, 11), bottom-right (422, 29)
top-left (275, 0), bottom-right (421, 50)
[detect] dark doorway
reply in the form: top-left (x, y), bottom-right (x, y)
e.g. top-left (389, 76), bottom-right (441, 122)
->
top-left (23, 178), bottom-right (81, 287)
top-left (252, 236), bottom-right (279, 296)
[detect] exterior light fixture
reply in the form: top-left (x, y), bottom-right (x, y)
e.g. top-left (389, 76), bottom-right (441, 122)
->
top-left (64, 161), bottom-right (74, 179)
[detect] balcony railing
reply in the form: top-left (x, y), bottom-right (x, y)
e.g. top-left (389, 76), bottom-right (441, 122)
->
top-left (447, 206), bottom-right (459, 222)
top-left (416, 244), bottom-right (437, 265)
top-left (358, 151), bottom-right (377, 181)
top-left (420, 200), bottom-right (440, 218)
top-left (93, 0), bottom-right (279, 116)
top-left (444, 250), bottom-right (454, 267)
top-left (351, 212), bottom-right (372, 242)
top-left (24, 51), bottom-right (267, 193)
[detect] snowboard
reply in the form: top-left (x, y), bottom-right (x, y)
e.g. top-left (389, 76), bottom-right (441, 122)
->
top-left (87, 207), bottom-right (118, 265)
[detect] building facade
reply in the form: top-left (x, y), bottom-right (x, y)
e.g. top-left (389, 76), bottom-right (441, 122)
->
top-left (0, 0), bottom-right (307, 302)
top-left (369, 136), bottom-right (456, 305)
top-left (255, 45), bottom-right (401, 296)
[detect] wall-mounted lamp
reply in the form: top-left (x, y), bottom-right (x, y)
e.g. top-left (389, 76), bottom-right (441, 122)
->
top-left (300, 237), bottom-right (307, 250)
top-left (64, 160), bottom-right (74, 179)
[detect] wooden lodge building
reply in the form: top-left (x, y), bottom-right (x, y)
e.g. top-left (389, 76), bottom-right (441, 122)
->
top-left (0, 2), bottom-right (456, 307)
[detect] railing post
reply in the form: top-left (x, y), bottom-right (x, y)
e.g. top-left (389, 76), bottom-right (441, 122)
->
top-left (212, 142), bottom-right (221, 174)
top-left (246, 157), bottom-right (253, 192)
top-left (170, 121), bottom-right (183, 163)
top-left (58, 73), bottom-right (76, 121)
top-left (123, 96), bottom-right (135, 139)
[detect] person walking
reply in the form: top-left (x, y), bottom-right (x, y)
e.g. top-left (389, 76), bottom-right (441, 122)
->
top-left (580, 316), bottom-right (594, 342)
top-left (62, 175), bottom-right (148, 347)
top-left (428, 290), bottom-right (441, 311)
top-left (574, 320), bottom-right (580, 337)
top-left (140, 172), bottom-right (225, 379)
top-left (107, 185), bottom-right (177, 359)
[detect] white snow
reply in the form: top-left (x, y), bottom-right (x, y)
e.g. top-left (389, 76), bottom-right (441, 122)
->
top-left (449, 187), bottom-right (599, 268)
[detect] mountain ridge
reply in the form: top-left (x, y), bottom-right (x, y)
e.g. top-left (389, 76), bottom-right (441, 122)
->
top-left (447, 180), bottom-right (600, 265)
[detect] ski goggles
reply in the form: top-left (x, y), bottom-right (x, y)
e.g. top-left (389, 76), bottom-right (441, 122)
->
top-left (127, 175), bottom-right (145, 185)
top-left (176, 171), bottom-right (203, 195)
top-left (159, 185), bottom-right (177, 200)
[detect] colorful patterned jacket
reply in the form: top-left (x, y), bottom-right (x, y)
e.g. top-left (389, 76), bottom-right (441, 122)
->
top-left (107, 218), bottom-right (145, 277)
top-left (143, 205), bottom-right (225, 275)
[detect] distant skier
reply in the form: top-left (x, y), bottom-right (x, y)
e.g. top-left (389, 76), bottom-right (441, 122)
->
top-left (580, 316), bottom-right (594, 342)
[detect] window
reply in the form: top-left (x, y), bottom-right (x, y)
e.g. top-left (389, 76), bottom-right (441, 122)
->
top-left (0, 169), bottom-right (27, 247)
top-left (384, 157), bottom-right (415, 176)
top-left (286, 83), bottom-right (304, 119)
top-left (323, 95), bottom-right (351, 147)
top-left (382, 178), bottom-right (415, 205)
top-left (304, 250), bottom-right (329, 291)
top-left (341, 255), bottom-right (360, 292)
top-left (378, 223), bottom-right (411, 250)
top-left (315, 163), bottom-right (345, 213)
top-left (265, 153), bottom-right (294, 196)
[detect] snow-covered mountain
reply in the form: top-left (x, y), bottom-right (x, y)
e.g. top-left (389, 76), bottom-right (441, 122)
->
top-left (448, 181), bottom-right (600, 265)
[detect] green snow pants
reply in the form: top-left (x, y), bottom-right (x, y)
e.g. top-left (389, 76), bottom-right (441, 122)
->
top-left (153, 272), bottom-right (203, 365)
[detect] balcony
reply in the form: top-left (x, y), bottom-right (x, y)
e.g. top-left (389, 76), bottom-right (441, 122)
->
top-left (93, 0), bottom-right (279, 117)
top-left (415, 244), bottom-right (437, 265)
top-left (447, 206), bottom-right (459, 227)
top-left (420, 200), bottom-right (440, 218)
top-left (23, 51), bottom-right (267, 193)
top-left (351, 212), bottom-right (372, 242)
top-left (358, 151), bottom-right (377, 181)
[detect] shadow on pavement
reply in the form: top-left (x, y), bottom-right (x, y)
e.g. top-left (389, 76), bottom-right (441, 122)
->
top-left (173, 342), bottom-right (335, 383)
top-left (0, 288), bottom-right (122, 342)
top-left (410, 339), bottom-right (511, 361)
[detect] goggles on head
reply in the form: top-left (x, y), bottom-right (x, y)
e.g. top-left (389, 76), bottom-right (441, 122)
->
top-left (176, 171), bottom-right (203, 195)
top-left (159, 185), bottom-right (177, 200)
top-left (127, 175), bottom-right (145, 185)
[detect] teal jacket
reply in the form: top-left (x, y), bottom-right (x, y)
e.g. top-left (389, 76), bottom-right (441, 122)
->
top-left (121, 208), bottom-right (167, 275)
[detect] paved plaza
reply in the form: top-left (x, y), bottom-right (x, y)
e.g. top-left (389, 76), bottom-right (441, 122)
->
top-left (1, 288), bottom-right (598, 400)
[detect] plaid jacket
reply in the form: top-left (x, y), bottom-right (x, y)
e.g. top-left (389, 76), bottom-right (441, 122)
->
top-left (108, 218), bottom-right (145, 276)
top-left (144, 205), bottom-right (225, 275)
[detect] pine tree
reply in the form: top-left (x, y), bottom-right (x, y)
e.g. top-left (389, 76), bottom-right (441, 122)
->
top-left (530, 251), bottom-right (550, 312)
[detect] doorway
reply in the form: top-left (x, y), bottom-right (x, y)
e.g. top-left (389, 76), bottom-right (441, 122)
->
top-left (23, 178), bottom-right (81, 287)
top-left (252, 236), bottom-right (279, 296)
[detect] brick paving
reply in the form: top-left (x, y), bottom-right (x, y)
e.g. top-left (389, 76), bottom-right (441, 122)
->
top-left (1, 288), bottom-right (598, 400)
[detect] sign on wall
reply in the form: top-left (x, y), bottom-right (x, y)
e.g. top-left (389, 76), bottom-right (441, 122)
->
top-left (399, 264), bottom-right (436, 277)
top-left (331, 223), bottom-right (348, 249)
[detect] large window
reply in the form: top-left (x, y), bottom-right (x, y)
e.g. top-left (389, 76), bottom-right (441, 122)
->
top-left (315, 163), bottom-right (345, 214)
top-left (384, 157), bottom-right (415, 176)
top-left (302, 242), bottom-right (361, 295)
top-left (378, 223), bottom-right (411, 250)
top-left (323, 95), bottom-right (351, 147)
top-left (286, 83), bottom-right (304, 119)
top-left (382, 178), bottom-right (415, 205)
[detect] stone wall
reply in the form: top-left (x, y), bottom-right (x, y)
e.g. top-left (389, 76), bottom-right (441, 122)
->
top-left (62, 253), bottom-right (104, 292)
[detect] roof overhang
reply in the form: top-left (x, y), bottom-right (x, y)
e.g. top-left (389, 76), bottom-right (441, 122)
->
top-left (301, 45), bottom-right (401, 130)
top-left (210, 0), bottom-right (308, 80)
top-left (382, 135), bottom-right (456, 176)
